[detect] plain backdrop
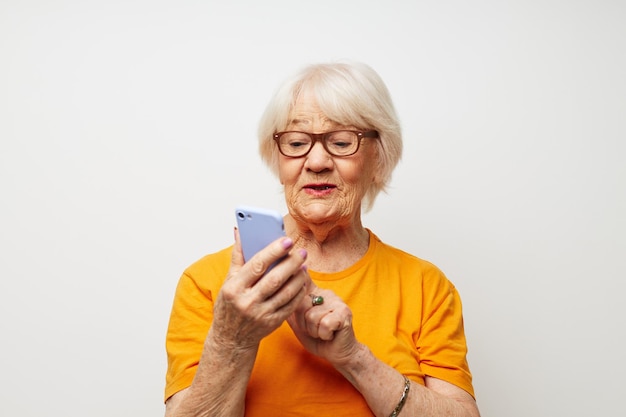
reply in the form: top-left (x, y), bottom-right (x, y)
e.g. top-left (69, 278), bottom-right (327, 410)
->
top-left (1, 1), bottom-right (624, 416)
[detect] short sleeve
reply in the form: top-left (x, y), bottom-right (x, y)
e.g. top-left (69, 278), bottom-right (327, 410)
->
top-left (164, 247), bottom-right (231, 402)
top-left (416, 265), bottom-right (474, 397)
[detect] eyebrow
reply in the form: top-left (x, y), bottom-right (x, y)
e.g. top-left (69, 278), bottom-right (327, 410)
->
top-left (287, 117), bottom-right (348, 130)
top-left (289, 118), bottom-right (311, 127)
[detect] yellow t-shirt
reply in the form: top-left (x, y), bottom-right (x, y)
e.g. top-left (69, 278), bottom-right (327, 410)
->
top-left (165, 230), bottom-right (474, 415)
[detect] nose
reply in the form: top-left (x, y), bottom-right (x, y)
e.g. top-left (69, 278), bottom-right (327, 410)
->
top-left (304, 140), bottom-right (333, 172)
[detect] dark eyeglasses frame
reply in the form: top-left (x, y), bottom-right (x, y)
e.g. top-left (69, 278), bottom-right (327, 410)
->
top-left (273, 130), bottom-right (379, 158)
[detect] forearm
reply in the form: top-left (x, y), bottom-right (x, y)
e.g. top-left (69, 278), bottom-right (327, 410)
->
top-left (166, 329), bottom-right (258, 417)
top-left (337, 344), bottom-right (479, 417)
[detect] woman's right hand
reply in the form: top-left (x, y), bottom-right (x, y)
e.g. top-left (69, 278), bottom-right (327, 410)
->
top-left (209, 228), bottom-right (310, 351)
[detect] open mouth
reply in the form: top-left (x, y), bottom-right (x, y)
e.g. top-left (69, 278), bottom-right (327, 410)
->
top-left (305, 184), bottom-right (336, 191)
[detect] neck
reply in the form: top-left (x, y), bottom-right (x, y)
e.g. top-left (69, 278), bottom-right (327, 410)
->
top-left (284, 215), bottom-right (370, 273)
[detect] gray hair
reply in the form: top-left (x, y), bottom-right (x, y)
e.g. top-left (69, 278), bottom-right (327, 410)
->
top-left (258, 61), bottom-right (402, 211)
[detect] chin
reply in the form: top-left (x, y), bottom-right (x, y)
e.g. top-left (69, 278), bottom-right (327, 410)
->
top-left (297, 202), bottom-right (350, 225)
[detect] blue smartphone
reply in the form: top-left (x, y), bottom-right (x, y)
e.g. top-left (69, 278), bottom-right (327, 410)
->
top-left (235, 206), bottom-right (286, 266)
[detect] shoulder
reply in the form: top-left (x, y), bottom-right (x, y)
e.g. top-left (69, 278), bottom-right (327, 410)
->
top-left (370, 231), bottom-right (448, 275)
top-left (369, 230), bottom-right (455, 291)
top-left (184, 245), bottom-right (233, 276)
top-left (177, 245), bottom-right (233, 294)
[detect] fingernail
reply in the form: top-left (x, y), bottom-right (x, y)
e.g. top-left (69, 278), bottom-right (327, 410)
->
top-left (301, 264), bottom-right (308, 272)
top-left (282, 237), bottom-right (293, 249)
top-left (298, 248), bottom-right (307, 259)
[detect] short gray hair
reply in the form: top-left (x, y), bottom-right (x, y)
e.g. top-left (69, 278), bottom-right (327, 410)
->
top-left (258, 61), bottom-right (402, 211)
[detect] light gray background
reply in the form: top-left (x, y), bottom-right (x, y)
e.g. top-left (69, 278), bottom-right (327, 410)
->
top-left (1, 1), bottom-right (624, 416)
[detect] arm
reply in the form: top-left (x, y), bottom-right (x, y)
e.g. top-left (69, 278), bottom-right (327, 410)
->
top-left (287, 289), bottom-right (480, 417)
top-left (165, 231), bottom-right (309, 417)
top-left (337, 343), bottom-right (480, 417)
top-left (165, 334), bottom-right (257, 417)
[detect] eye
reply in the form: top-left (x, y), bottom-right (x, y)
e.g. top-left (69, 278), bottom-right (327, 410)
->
top-left (286, 139), bottom-right (310, 148)
top-left (327, 131), bottom-right (356, 149)
top-left (282, 133), bottom-right (311, 149)
top-left (329, 140), bottom-right (351, 148)
top-left (287, 140), bottom-right (308, 148)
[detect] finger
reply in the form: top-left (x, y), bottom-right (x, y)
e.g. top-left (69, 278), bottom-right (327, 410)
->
top-left (304, 302), bottom-right (328, 339)
top-left (270, 267), bottom-right (309, 317)
top-left (317, 310), bottom-right (351, 341)
top-left (303, 280), bottom-right (319, 298)
top-left (255, 247), bottom-right (308, 301)
top-left (244, 264), bottom-right (308, 332)
top-left (239, 236), bottom-right (295, 287)
top-left (230, 227), bottom-right (245, 270)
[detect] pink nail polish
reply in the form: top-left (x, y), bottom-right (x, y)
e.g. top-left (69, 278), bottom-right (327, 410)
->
top-left (298, 248), bottom-right (307, 259)
top-left (282, 238), bottom-right (293, 249)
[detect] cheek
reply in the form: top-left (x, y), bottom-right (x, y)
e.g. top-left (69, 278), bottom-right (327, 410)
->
top-left (278, 167), bottom-right (285, 185)
top-left (278, 159), bottom-right (301, 185)
top-left (345, 159), bottom-right (373, 183)
top-left (345, 156), bottom-right (377, 193)
top-left (334, 164), bottom-right (368, 199)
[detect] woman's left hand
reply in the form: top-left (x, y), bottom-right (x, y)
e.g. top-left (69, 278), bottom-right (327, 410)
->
top-left (287, 286), bottom-right (361, 368)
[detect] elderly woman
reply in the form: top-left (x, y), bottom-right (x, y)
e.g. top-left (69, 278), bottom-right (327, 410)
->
top-left (164, 61), bottom-right (480, 417)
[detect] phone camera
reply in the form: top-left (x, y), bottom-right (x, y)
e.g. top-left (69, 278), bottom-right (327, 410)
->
top-left (237, 211), bottom-right (245, 220)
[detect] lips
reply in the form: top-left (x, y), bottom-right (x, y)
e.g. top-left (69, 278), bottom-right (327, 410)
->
top-left (304, 183), bottom-right (336, 191)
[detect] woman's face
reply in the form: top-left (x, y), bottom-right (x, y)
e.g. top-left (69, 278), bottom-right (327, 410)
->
top-left (278, 90), bottom-right (378, 226)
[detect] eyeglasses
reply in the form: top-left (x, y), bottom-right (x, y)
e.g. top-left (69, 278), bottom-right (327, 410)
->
top-left (273, 130), bottom-right (379, 158)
